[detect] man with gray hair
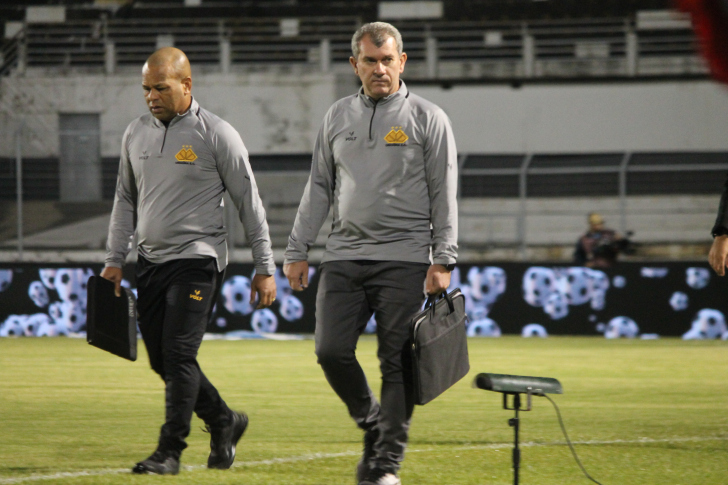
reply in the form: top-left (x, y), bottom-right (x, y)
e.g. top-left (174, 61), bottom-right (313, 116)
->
top-left (284, 22), bottom-right (458, 485)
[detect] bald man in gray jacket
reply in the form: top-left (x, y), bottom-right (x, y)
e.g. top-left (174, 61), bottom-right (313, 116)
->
top-left (284, 22), bottom-right (458, 485)
top-left (102, 47), bottom-right (276, 475)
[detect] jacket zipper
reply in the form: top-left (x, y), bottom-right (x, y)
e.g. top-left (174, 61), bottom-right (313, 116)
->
top-left (160, 124), bottom-right (169, 153)
top-left (368, 99), bottom-right (379, 140)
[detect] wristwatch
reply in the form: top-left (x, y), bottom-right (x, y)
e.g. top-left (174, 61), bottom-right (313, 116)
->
top-left (443, 263), bottom-right (456, 272)
top-left (712, 226), bottom-right (728, 238)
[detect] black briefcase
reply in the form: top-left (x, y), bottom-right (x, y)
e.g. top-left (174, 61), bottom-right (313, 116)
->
top-left (86, 275), bottom-right (138, 361)
top-left (410, 288), bottom-right (470, 405)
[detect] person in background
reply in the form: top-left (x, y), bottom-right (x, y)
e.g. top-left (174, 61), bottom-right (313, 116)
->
top-left (708, 185), bottom-right (728, 275)
top-left (679, 0), bottom-right (728, 276)
top-left (574, 212), bottom-right (626, 268)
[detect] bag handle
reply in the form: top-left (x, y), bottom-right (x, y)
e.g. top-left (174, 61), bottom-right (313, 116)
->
top-left (425, 290), bottom-right (456, 315)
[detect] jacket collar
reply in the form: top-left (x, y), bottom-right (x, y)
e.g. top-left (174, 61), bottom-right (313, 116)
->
top-left (358, 80), bottom-right (408, 107)
top-left (151, 96), bottom-right (199, 128)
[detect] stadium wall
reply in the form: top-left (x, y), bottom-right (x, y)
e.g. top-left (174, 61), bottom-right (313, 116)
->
top-left (0, 71), bottom-right (339, 158)
top-left (2, 74), bottom-right (728, 158)
top-left (414, 80), bottom-right (728, 153)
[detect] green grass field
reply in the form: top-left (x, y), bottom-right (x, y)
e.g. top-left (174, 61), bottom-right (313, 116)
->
top-left (1, 336), bottom-right (727, 485)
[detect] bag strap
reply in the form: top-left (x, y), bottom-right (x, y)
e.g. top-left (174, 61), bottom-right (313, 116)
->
top-left (425, 290), bottom-right (456, 314)
top-left (424, 293), bottom-right (438, 309)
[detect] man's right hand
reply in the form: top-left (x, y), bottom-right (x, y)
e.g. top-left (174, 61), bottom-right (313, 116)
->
top-left (709, 235), bottom-right (728, 276)
top-left (100, 266), bottom-right (123, 296)
top-left (283, 261), bottom-right (309, 291)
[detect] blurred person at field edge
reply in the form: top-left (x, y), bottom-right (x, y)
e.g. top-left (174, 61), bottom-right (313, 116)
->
top-left (679, 0), bottom-right (728, 276)
top-left (283, 22), bottom-right (458, 485)
top-left (101, 47), bottom-right (276, 475)
top-left (574, 212), bottom-right (624, 268)
top-left (708, 180), bottom-right (728, 275)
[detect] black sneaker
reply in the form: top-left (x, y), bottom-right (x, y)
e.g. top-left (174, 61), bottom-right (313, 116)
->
top-left (131, 450), bottom-right (180, 475)
top-left (356, 427), bottom-right (378, 483)
top-left (206, 411), bottom-right (249, 469)
top-left (359, 468), bottom-right (401, 485)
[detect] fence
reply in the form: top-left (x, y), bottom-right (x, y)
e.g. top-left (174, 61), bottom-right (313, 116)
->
top-left (1, 147), bottom-right (724, 257)
top-left (458, 152), bottom-right (727, 253)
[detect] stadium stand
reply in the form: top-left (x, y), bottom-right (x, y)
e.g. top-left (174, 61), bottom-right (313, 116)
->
top-left (1, 17), bottom-right (701, 77)
top-left (0, 0), bottom-right (676, 22)
top-left (0, 0), bottom-right (720, 258)
top-left (0, 0), bottom-right (698, 78)
top-left (444, 0), bottom-right (673, 22)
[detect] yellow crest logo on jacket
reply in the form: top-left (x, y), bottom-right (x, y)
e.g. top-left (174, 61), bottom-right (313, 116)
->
top-left (384, 127), bottom-right (409, 145)
top-left (175, 145), bottom-right (198, 163)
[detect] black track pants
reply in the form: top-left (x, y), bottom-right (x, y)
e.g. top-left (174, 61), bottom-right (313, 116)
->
top-left (314, 260), bottom-right (428, 473)
top-left (135, 256), bottom-right (231, 455)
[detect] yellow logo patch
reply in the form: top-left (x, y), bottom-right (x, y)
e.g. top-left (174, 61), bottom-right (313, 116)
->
top-left (175, 145), bottom-right (198, 163)
top-left (190, 289), bottom-right (203, 301)
top-left (384, 126), bottom-right (409, 145)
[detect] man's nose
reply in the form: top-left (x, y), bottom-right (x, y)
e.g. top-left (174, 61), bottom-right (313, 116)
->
top-left (374, 62), bottom-right (386, 74)
top-left (146, 89), bottom-right (159, 101)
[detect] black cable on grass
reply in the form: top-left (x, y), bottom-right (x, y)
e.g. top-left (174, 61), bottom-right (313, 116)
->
top-left (544, 394), bottom-right (604, 485)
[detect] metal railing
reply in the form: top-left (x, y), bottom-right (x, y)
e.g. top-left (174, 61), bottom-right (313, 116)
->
top-left (1, 149), bottom-right (724, 257)
top-left (458, 152), bottom-right (727, 254)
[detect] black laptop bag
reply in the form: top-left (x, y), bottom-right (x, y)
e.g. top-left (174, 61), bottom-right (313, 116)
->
top-left (410, 288), bottom-right (470, 405)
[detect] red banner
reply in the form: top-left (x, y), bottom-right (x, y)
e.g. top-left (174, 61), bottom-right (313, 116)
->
top-left (677, 0), bottom-right (728, 85)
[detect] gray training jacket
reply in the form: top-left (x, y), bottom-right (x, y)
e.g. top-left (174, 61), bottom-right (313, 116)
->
top-left (106, 97), bottom-right (276, 275)
top-left (284, 81), bottom-right (458, 266)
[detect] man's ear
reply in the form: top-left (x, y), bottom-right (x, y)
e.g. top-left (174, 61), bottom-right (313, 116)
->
top-left (349, 56), bottom-right (358, 75)
top-left (399, 52), bottom-right (408, 73)
top-left (182, 76), bottom-right (192, 95)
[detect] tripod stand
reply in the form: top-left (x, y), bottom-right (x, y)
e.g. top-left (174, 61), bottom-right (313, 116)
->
top-left (473, 373), bottom-right (563, 485)
top-left (504, 392), bottom-right (528, 485)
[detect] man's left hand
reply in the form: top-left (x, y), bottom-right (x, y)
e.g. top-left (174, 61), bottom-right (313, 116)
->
top-left (251, 274), bottom-right (277, 308)
top-left (426, 264), bottom-right (452, 295)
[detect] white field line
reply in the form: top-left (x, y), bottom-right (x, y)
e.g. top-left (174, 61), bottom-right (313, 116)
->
top-left (0, 436), bottom-right (725, 484)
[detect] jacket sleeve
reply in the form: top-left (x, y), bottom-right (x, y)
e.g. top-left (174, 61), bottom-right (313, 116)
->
top-left (283, 113), bottom-right (335, 264)
top-left (712, 173), bottom-right (728, 236)
top-left (423, 108), bottom-right (459, 266)
top-left (214, 122), bottom-right (276, 276)
top-left (105, 125), bottom-right (137, 268)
